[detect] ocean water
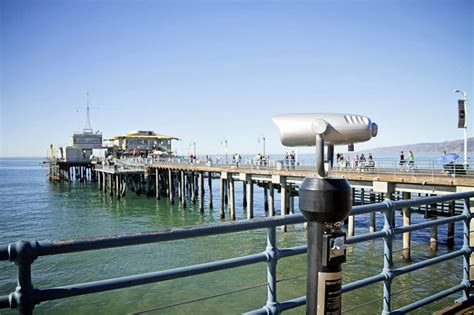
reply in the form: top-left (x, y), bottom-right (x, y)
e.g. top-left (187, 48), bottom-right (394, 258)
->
top-left (0, 157), bottom-right (467, 314)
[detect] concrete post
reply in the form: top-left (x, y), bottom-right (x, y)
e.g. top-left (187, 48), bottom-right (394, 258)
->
top-left (247, 176), bottom-right (254, 219)
top-left (402, 191), bottom-right (411, 261)
top-left (243, 181), bottom-right (247, 208)
top-left (269, 182), bottom-right (275, 217)
top-left (208, 172), bottom-right (213, 209)
top-left (224, 178), bottom-right (228, 205)
top-left (168, 169), bottom-right (174, 204)
top-left (181, 171), bottom-right (186, 207)
top-left (369, 191), bottom-right (376, 233)
top-left (229, 174), bottom-right (235, 220)
top-left (430, 196), bottom-right (438, 252)
top-left (156, 169), bottom-right (160, 200)
top-left (98, 170), bottom-right (101, 189)
top-left (116, 175), bottom-right (120, 199)
top-left (348, 215), bottom-right (355, 237)
top-left (176, 172), bottom-right (181, 199)
top-left (199, 172), bottom-right (204, 212)
top-left (447, 200), bottom-right (455, 249)
top-left (220, 173), bottom-right (226, 218)
top-left (280, 177), bottom-right (287, 232)
top-left (109, 174), bottom-right (113, 196)
top-left (191, 172), bottom-right (196, 204)
top-left (289, 195), bottom-right (294, 215)
top-left (264, 187), bottom-right (269, 212)
top-left (373, 181), bottom-right (396, 231)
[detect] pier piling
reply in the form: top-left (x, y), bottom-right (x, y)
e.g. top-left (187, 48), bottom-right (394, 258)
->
top-left (220, 176), bottom-right (225, 218)
top-left (229, 174), bottom-right (235, 220)
top-left (430, 196), bottom-right (438, 251)
top-left (208, 172), bottom-right (213, 209)
top-left (402, 191), bottom-right (411, 261)
top-left (268, 182), bottom-right (275, 216)
top-left (156, 169), bottom-right (160, 200)
top-left (447, 201), bottom-right (455, 249)
top-left (246, 175), bottom-right (254, 220)
top-left (181, 171), bottom-right (186, 207)
top-left (199, 172), bottom-right (204, 212)
top-left (280, 177), bottom-right (287, 232)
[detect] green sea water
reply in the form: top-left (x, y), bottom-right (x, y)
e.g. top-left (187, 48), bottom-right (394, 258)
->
top-left (0, 158), bottom-right (466, 314)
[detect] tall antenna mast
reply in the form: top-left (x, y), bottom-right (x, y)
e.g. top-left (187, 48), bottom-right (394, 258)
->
top-left (86, 92), bottom-right (91, 130)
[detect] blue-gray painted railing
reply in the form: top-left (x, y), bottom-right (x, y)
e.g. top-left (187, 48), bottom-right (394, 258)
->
top-left (0, 192), bottom-right (473, 314)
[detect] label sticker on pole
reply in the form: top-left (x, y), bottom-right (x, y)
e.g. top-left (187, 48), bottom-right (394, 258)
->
top-left (317, 271), bottom-right (342, 314)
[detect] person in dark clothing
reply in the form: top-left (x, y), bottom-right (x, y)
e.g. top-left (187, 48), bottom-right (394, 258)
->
top-left (399, 151), bottom-right (405, 170)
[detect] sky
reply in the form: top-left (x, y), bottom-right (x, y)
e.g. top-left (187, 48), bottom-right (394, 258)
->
top-left (1, 0), bottom-right (472, 157)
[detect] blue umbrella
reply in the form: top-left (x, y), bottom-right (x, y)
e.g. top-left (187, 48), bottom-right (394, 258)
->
top-left (437, 153), bottom-right (460, 165)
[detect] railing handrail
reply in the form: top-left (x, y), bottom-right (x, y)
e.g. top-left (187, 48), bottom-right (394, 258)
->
top-left (2, 191), bottom-right (472, 261)
top-left (0, 215), bottom-right (306, 260)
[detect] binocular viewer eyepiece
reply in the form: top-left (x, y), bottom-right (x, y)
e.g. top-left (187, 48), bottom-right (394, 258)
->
top-left (272, 113), bottom-right (378, 146)
top-left (272, 112), bottom-right (377, 222)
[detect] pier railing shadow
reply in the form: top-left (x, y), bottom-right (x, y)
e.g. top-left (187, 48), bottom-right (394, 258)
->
top-left (1, 192), bottom-right (473, 314)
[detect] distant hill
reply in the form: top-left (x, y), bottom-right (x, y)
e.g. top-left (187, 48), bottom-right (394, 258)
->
top-left (365, 138), bottom-right (474, 154)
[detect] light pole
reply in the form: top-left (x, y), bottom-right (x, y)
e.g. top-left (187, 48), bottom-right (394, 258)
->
top-left (258, 134), bottom-right (266, 155)
top-left (188, 141), bottom-right (196, 158)
top-left (455, 89), bottom-right (468, 167)
top-left (221, 138), bottom-right (228, 164)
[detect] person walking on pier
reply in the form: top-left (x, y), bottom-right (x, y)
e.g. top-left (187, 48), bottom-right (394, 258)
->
top-left (399, 151), bottom-right (405, 170)
top-left (352, 154), bottom-right (359, 170)
top-left (233, 153), bottom-right (241, 167)
top-left (290, 151), bottom-right (295, 169)
top-left (407, 150), bottom-right (415, 172)
top-left (368, 153), bottom-right (375, 167)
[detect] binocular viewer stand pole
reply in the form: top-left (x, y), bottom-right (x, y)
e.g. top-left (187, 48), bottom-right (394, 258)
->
top-left (300, 131), bottom-right (352, 315)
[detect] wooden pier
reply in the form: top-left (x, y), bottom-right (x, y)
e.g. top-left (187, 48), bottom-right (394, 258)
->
top-left (84, 160), bottom-right (474, 261)
top-left (47, 160), bottom-right (97, 182)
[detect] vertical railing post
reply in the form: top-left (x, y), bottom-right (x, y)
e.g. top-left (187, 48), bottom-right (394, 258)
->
top-left (462, 197), bottom-right (471, 301)
top-left (265, 226), bottom-right (279, 314)
top-left (8, 241), bottom-right (38, 315)
top-left (382, 199), bottom-right (394, 315)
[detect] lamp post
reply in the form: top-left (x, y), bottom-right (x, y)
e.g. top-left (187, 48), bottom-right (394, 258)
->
top-left (221, 138), bottom-right (228, 164)
top-left (455, 89), bottom-right (468, 167)
top-left (188, 141), bottom-right (196, 159)
top-left (258, 134), bottom-right (266, 155)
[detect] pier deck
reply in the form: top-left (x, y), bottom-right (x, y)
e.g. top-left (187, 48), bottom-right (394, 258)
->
top-left (95, 161), bottom-right (474, 192)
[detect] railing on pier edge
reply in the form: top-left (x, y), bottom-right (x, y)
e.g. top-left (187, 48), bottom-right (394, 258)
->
top-left (1, 192), bottom-right (473, 314)
top-left (97, 156), bottom-right (474, 179)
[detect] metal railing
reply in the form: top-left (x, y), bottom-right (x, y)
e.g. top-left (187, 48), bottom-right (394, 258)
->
top-left (94, 156), bottom-right (474, 179)
top-left (2, 192), bottom-right (472, 314)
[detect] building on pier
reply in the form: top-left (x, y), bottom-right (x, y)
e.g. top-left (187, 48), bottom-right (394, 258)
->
top-left (107, 130), bottom-right (179, 156)
top-left (61, 129), bottom-right (103, 162)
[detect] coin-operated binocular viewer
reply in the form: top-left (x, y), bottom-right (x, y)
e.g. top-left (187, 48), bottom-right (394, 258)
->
top-left (273, 113), bottom-right (378, 315)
